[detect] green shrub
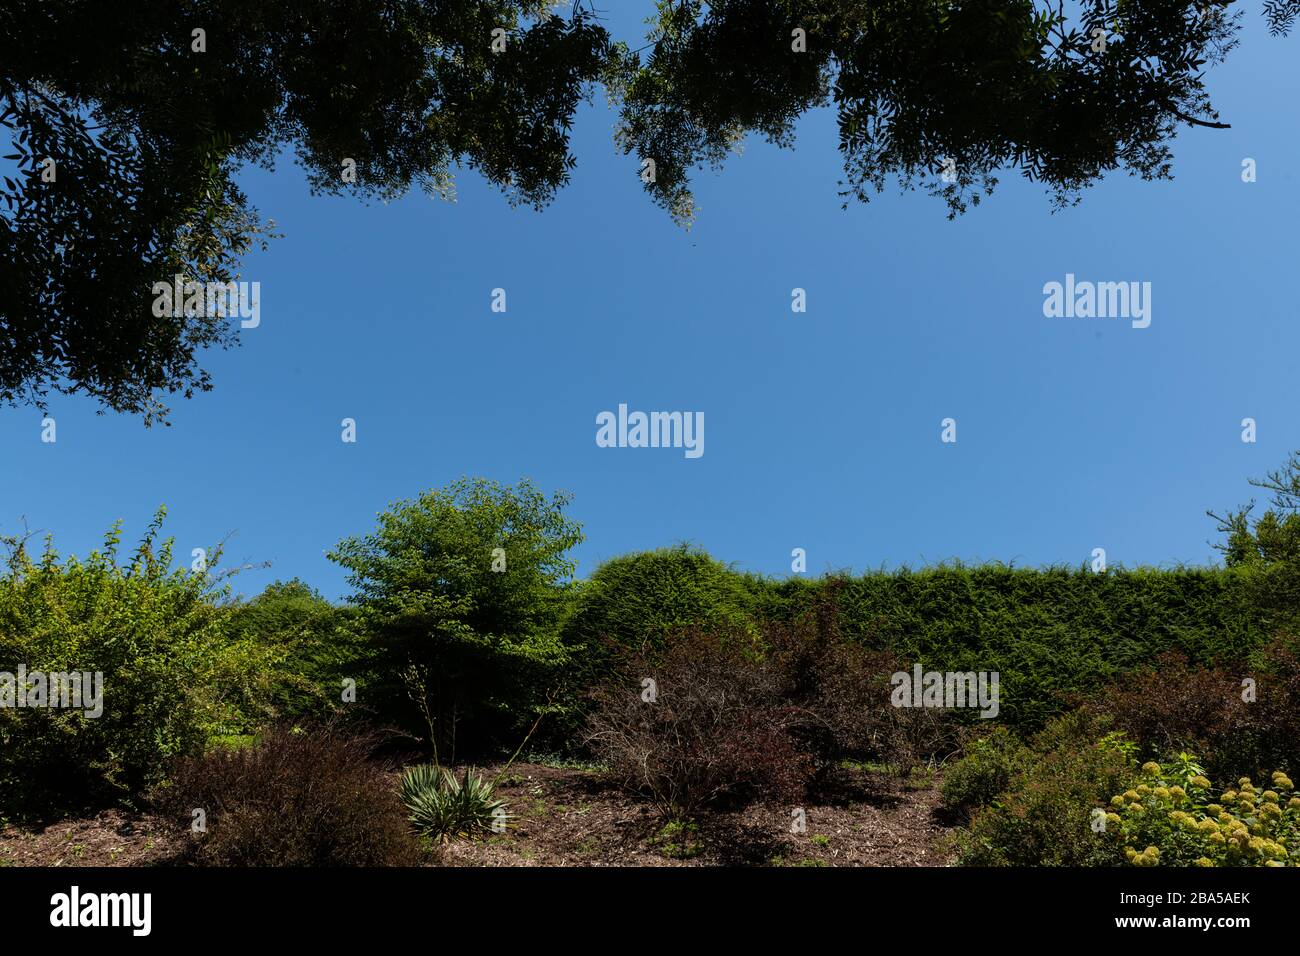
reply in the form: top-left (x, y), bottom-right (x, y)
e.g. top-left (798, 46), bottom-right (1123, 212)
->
top-left (224, 579), bottom-right (371, 718)
top-left (0, 512), bottom-right (277, 817)
top-left (954, 713), bottom-right (1134, 866)
top-left (1103, 762), bottom-right (1299, 867)
top-left (159, 722), bottom-right (419, 866)
top-left (400, 765), bottom-right (510, 842)
top-left (653, 819), bottom-right (703, 859)
top-left (563, 544), bottom-right (760, 674)
top-left (940, 727), bottom-right (1030, 816)
top-left (567, 552), bottom-right (1275, 741)
top-left (1210, 449), bottom-right (1300, 635)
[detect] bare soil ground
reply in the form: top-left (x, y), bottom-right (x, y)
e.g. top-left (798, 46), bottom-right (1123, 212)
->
top-left (0, 809), bottom-right (181, 867)
top-left (0, 763), bottom-right (956, 867)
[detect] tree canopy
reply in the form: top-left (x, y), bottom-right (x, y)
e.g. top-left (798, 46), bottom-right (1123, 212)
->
top-left (1, 0), bottom-right (1293, 419)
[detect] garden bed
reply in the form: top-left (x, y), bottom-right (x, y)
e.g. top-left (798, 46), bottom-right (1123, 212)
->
top-left (0, 763), bottom-right (955, 868)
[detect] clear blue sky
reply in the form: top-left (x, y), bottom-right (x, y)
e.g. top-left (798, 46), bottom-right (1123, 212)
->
top-left (3, 10), bottom-right (1297, 601)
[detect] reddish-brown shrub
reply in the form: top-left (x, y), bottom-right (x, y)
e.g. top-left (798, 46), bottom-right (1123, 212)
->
top-left (584, 593), bottom-right (962, 817)
top-left (156, 721), bottom-right (420, 866)
top-left (585, 629), bottom-right (813, 817)
top-left (762, 600), bottom-right (966, 772)
top-left (1086, 636), bottom-right (1300, 780)
top-left (1087, 652), bottom-right (1250, 765)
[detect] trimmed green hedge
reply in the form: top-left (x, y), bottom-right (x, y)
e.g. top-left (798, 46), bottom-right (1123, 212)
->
top-left (555, 545), bottom-right (1283, 729)
top-left (755, 564), bottom-right (1274, 727)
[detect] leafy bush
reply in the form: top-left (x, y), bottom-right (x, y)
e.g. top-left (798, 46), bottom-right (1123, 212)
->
top-left (941, 727), bottom-right (1031, 817)
top-left (1210, 449), bottom-right (1300, 634)
top-left (585, 628), bottom-right (813, 818)
top-left (159, 722), bottom-right (419, 866)
top-left (0, 513), bottom-right (277, 817)
top-left (760, 587), bottom-right (961, 774)
top-left (652, 819), bottom-right (703, 859)
top-left (584, 595), bottom-right (942, 817)
top-left (563, 544), bottom-right (760, 680)
top-left (568, 548), bottom-right (1276, 738)
top-left (224, 579), bottom-right (370, 718)
top-left (954, 713), bottom-right (1133, 866)
top-left (1249, 636), bottom-right (1300, 770)
top-left (1103, 762), bottom-right (1299, 867)
top-left (1086, 653), bottom-right (1252, 775)
top-left (400, 765), bottom-right (510, 842)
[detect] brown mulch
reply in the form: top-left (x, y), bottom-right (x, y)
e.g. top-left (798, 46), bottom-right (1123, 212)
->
top-left (0, 808), bottom-right (182, 867)
top-left (432, 762), bottom-right (955, 867)
top-left (0, 763), bottom-right (956, 868)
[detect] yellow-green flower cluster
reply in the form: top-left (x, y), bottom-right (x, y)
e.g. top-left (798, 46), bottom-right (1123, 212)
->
top-left (1101, 764), bottom-right (1300, 868)
top-left (1124, 845), bottom-right (1161, 866)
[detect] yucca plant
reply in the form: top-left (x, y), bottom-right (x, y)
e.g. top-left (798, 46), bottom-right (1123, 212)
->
top-left (400, 764), bottom-right (511, 842)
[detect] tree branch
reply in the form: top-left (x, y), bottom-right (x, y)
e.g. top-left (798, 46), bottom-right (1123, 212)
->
top-left (1169, 107), bottom-right (1231, 129)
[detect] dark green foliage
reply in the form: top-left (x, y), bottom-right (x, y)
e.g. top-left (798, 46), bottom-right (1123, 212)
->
top-left (761, 588), bottom-right (963, 772)
top-left (2, 2), bottom-right (1291, 418)
top-left (614, 0), bottom-right (1267, 223)
top-left (400, 764), bottom-right (510, 842)
top-left (562, 494), bottom-right (1283, 744)
top-left (1210, 450), bottom-right (1300, 633)
top-left (1, 2), bottom-right (277, 421)
top-left (0, 1), bottom-right (609, 419)
top-left (758, 563), bottom-right (1266, 729)
top-left (159, 722), bottom-right (420, 866)
top-left (1265, 1), bottom-right (1300, 36)
top-left (1088, 636), bottom-right (1300, 781)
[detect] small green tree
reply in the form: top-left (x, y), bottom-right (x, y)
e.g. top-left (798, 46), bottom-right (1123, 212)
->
top-left (1210, 451), bottom-right (1300, 633)
top-left (1212, 450), bottom-right (1300, 568)
top-left (327, 477), bottom-right (583, 760)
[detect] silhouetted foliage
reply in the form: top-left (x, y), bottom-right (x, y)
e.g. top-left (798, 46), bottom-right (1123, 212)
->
top-left (0, 2), bottom-right (1290, 416)
top-left (614, 0), bottom-right (1258, 222)
top-left (0, 1), bottom-right (609, 419)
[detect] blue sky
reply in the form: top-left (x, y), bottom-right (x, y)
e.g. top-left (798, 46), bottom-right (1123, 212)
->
top-left (2, 10), bottom-right (1298, 601)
